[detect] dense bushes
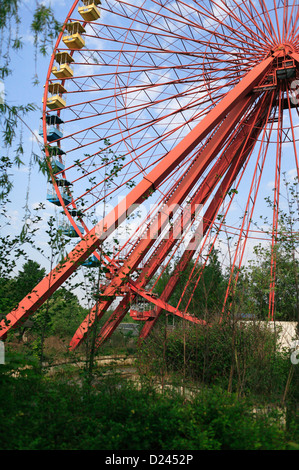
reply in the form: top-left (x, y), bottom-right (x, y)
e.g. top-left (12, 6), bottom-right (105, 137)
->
top-left (0, 359), bottom-right (296, 450)
top-left (138, 320), bottom-right (298, 402)
top-left (1, 316), bottom-right (298, 450)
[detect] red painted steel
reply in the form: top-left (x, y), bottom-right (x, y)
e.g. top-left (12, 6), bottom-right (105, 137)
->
top-left (1, 1), bottom-right (299, 350)
top-left (69, 93), bottom-right (256, 349)
top-left (0, 54), bottom-right (275, 341)
top-left (139, 93), bottom-right (276, 342)
top-left (91, 92), bottom-right (274, 349)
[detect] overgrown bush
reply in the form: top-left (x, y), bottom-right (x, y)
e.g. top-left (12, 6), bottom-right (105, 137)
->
top-left (137, 320), bottom-right (296, 401)
top-left (0, 356), bottom-right (296, 450)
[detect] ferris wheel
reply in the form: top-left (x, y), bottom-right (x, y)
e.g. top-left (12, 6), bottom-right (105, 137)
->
top-left (1, 0), bottom-right (299, 350)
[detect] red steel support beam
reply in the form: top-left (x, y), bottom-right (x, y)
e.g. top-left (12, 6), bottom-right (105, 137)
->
top-left (90, 131), bottom-right (252, 348)
top-left (0, 55), bottom-right (275, 341)
top-left (88, 94), bottom-right (272, 349)
top-left (139, 102), bottom-right (272, 341)
top-left (138, 153), bottom-right (251, 341)
top-left (69, 94), bottom-right (254, 349)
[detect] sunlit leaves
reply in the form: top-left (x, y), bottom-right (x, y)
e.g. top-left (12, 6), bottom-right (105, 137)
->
top-left (30, 4), bottom-right (61, 57)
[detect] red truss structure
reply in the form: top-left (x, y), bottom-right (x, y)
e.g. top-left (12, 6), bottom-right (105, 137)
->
top-left (1, 0), bottom-right (299, 350)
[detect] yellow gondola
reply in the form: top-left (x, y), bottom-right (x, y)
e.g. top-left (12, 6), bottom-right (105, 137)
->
top-left (52, 52), bottom-right (74, 79)
top-left (62, 22), bottom-right (86, 49)
top-left (78, 0), bottom-right (101, 21)
top-left (46, 82), bottom-right (67, 109)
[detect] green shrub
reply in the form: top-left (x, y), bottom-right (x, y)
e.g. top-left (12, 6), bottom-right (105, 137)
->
top-left (0, 359), bottom-right (294, 450)
top-left (138, 320), bottom-right (293, 401)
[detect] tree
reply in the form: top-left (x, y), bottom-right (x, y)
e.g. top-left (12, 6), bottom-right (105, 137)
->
top-left (35, 287), bottom-right (87, 339)
top-left (0, 1), bottom-right (61, 186)
top-left (0, 276), bottom-right (18, 317)
top-left (244, 242), bottom-right (299, 321)
top-left (153, 247), bottom-right (226, 319)
top-left (243, 177), bottom-right (299, 321)
top-left (0, 260), bottom-right (45, 316)
top-left (0, 2), bottom-right (62, 328)
top-left (14, 260), bottom-right (46, 304)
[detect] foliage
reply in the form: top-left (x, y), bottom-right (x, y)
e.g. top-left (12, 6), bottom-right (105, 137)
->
top-left (153, 248), bottom-right (227, 319)
top-left (0, 102), bottom-right (36, 160)
top-left (244, 243), bottom-right (299, 320)
top-left (0, 156), bottom-right (13, 201)
top-left (0, 0), bottom-right (61, 196)
top-left (0, 277), bottom-right (17, 316)
top-left (0, 362), bottom-right (295, 450)
top-left (0, 260), bottom-right (45, 316)
top-left (0, 0), bottom-right (61, 78)
top-left (0, 258), bottom-right (87, 363)
top-left (0, 0), bottom-right (23, 78)
top-left (14, 260), bottom-right (46, 303)
top-left (0, 199), bottom-right (44, 277)
top-left (36, 288), bottom-right (87, 339)
top-left (243, 177), bottom-right (299, 321)
top-left (138, 320), bottom-right (297, 402)
top-left (30, 4), bottom-right (61, 59)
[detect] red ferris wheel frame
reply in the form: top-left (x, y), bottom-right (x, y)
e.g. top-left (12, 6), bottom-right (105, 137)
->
top-left (1, 1), bottom-right (299, 351)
